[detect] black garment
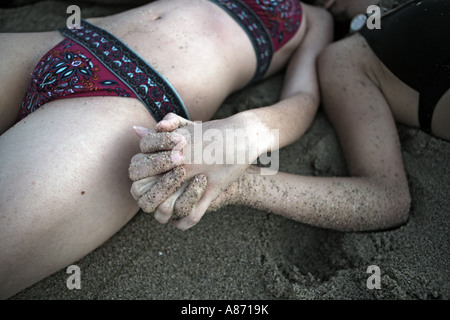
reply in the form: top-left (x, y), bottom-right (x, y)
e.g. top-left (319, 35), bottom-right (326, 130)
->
top-left (359, 0), bottom-right (450, 133)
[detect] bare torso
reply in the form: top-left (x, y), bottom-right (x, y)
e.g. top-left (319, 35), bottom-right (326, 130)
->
top-left (86, 0), bottom-right (307, 120)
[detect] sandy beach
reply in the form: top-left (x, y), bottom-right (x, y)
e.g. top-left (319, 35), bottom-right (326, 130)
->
top-left (1, 0), bottom-right (448, 300)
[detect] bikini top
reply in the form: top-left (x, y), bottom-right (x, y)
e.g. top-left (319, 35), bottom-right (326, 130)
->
top-left (244, 0), bottom-right (303, 51)
top-left (211, 0), bottom-right (303, 82)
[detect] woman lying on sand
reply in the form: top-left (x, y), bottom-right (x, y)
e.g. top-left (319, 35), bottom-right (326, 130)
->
top-left (0, 0), bottom-right (332, 298)
top-left (131, 0), bottom-right (450, 230)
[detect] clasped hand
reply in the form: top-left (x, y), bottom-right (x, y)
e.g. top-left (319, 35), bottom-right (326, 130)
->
top-left (129, 113), bottom-right (263, 230)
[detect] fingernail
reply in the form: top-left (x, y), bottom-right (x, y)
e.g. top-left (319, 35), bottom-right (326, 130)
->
top-left (133, 126), bottom-right (150, 137)
top-left (170, 152), bottom-right (184, 165)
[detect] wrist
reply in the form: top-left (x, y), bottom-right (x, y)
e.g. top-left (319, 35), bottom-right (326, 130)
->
top-left (231, 111), bottom-right (276, 159)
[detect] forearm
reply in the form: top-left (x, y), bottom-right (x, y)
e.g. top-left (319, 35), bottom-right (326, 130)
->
top-left (233, 166), bottom-right (410, 232)
top-left (233, 91), bottom-right (319, 156)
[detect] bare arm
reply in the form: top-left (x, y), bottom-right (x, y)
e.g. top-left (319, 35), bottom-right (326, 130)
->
top-left (129, 5), bottom-right (334, 230)
top-left (220, 34), bottom-right (412, 232)
top-left (240, 5), bottom-right (334, 153)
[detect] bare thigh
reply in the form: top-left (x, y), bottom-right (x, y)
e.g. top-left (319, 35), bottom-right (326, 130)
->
top-left (0, 96), bottom-right (155, 298)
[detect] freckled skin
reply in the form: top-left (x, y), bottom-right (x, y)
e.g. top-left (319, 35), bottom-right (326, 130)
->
top-left (210, 166), bottom-right (409, 232)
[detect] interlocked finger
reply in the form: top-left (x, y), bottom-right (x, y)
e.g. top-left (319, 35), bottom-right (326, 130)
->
top-left (137, 166), bottom-right (186, 213)
top-left (129, 151), bottom-right (183, 181)
top-left (130, 176), bottom-right (160, 200)
top-left (153, 181), bottom-right (189, 224)
top-left (173, 174), bottom-right (208, 218)
top-left (139, 131), bottom-right (186, 153)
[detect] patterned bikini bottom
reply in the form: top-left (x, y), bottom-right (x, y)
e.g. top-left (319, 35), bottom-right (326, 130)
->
top-left (18, 20), bottom-right (189, 123)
